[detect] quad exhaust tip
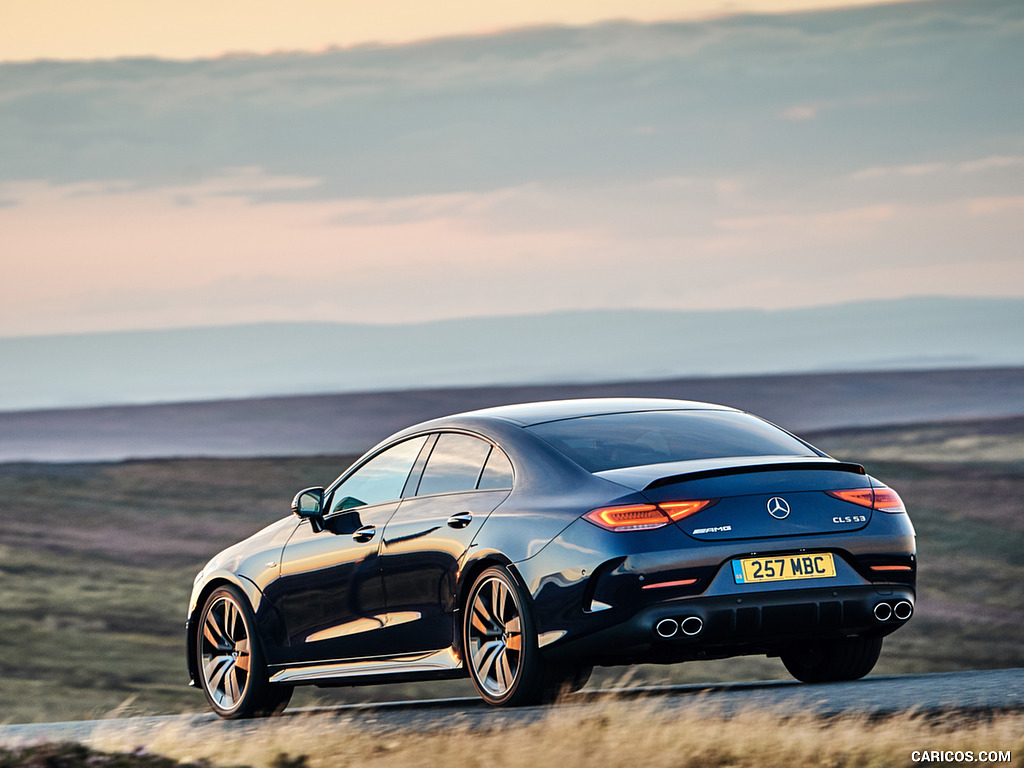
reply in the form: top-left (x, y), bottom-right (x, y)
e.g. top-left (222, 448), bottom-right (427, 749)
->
top-left (655, 616), bottom-right (703, 638)
top-left (655, 618), bottom-right (678, 638)
top-left (873, 602), bottom-right (893, 621)
top-left (893, 600), bottom-right (913, 620)
top-left (680, 616), bottom-right (704, 636)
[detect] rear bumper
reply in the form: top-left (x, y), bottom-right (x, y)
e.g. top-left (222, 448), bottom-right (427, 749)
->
top-left (544, 584), bottom-right (915, 666)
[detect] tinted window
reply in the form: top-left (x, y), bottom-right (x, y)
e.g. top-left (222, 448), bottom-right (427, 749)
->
top-left (329, 436), bottom-right (427, 513)
top-left (478, 447), bottom-right (514, 489)
top-left (416, 434), bottom-right (491, 496)
top-left (527, 410), bottom-right (817, 472)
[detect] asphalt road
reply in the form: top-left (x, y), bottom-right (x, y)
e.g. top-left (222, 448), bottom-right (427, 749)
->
top-left (2, 669), bottom-right (1021, 747)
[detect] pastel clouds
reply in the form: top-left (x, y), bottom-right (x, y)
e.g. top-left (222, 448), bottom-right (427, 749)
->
top-left (3, 153), bottom-right (1021, 334)
top-left (1, 1), bottom-right (1021, 336)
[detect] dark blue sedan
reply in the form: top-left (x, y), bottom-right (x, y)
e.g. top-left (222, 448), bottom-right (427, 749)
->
top-left (186, 398), bottom-right (916, 717)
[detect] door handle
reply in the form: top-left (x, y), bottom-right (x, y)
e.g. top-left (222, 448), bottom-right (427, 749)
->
top-left (352, 524), bottom-right (377, 542)
top-left (446, 511), bottom-right (473, 529)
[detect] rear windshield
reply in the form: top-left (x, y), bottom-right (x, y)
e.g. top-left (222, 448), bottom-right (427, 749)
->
top-left (526, 410), bottom-right (819, 472)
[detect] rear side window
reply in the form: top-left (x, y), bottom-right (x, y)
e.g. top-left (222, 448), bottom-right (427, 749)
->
top-left (478, 447), bottom-right (514, 489)
top-left (527, 410), bottom-right (818, 473)
top-left (417, 433), bottom-right (492, 496)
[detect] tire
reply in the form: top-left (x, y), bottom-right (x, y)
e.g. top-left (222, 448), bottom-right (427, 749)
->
top-left (463, 566), bottom-right (560, 706)
top-left (196, 584), bottom-right (293, 718)
top-left (781, 636), bottom-right (883, 683)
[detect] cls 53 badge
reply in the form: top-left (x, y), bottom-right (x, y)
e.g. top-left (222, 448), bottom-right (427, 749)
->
top-left (833, 514), bottom-right (868, 523)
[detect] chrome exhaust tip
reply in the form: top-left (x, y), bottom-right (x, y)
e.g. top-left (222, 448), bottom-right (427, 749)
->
top-left (680, 616), bottom-right (704, 636)
top-left (655, 618), bottom-right (679, 638)
top-left (874, 602), bottom-right (893, 621)
top-left (893, 600), bottom-right (913, 620)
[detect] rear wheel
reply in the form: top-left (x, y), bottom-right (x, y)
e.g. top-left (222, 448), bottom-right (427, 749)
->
top-left (781, 636), bottom-right (883, 683)
top-left (464, 566), bottom-right (564, 706)
top-left (197, 585), bottom-right (293, 718)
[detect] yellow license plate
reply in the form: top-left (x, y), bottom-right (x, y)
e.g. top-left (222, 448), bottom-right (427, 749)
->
top-left (732, 553), bottom-right (836, 584)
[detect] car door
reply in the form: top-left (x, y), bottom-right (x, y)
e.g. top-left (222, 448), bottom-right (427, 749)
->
top-left (379, 432), bottom-right (514, 653)
top-left (264, 436), bottom-right (428, 665)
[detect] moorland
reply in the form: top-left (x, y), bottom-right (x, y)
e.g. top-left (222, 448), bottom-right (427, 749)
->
top-left (0, 416), bottom-right (1022, 724)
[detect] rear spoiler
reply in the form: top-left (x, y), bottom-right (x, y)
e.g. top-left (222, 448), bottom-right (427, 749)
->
top-left (644, 461), bottom-right (866, 491)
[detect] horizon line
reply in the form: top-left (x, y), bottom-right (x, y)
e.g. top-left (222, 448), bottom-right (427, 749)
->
top-left (0, 294), bottom-right (1019, 341)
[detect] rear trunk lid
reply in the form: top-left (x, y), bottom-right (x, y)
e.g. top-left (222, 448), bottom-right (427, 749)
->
top-left (596, 456), bottom-right (874, 541)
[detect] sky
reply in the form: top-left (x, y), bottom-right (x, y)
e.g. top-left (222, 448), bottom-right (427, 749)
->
top-left (1, 0), bottom-right (926, 62)
top-left (1, 0), bottom-right (1022, 337)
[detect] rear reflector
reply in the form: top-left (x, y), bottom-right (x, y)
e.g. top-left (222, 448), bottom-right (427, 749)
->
top-left (827, 485), bottom-right (906, 514)
top-left (641, 578), bottom-right (698, 590)
top-left (584, 500), bottom-right (716, 531)
top-left (870, 565), bottom-right (913, 572)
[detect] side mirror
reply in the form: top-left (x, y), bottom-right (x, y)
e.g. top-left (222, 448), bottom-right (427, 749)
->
top-left (291, 487), bottom-right (325, 532)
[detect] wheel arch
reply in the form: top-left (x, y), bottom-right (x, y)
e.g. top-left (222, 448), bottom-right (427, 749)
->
top-left (455, 552), bottom-right (528, 663)
top-left (186, 574), bottom-right (264, 686)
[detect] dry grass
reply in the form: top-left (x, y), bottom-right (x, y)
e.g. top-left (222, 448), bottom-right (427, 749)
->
top-left (87, 700), bottom-right (1024, 768)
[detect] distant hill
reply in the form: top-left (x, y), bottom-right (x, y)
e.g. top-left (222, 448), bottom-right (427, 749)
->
top-left (2, 367), bottom-right (1023, 462)
top-left (1, 297), bottom-right (1023, 411)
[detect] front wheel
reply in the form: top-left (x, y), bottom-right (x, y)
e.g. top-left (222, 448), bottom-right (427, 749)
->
top-left (196, 585), bottom-right (293, 718)
top-left (464, 566), bottom-right (564, 706)
top-left (781, 635), bottom-right (883, 683)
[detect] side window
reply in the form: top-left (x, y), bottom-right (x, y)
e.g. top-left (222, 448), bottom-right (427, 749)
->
top-left (478, 447), bottom-right (514, 489)
top-left (328, 436), bottom-right (427, 513)
top-left (416, 433), bottom-right (492, 496)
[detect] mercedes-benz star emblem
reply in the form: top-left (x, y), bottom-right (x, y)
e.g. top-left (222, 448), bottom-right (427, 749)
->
top-left (767, 497), bottom-right (791, 519)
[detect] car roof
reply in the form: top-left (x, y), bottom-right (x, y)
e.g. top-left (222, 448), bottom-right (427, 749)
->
top-left (451, 397), bottom-right (736, 427)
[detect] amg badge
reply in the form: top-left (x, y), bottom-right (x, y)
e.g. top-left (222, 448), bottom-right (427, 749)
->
top-left (692, 525), bottom-right (733, 534)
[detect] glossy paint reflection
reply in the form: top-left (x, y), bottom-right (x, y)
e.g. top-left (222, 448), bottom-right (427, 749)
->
top-left (266, 501), bottom-right (398, 664)
top-left (381, 489), bottom-right (510, 652)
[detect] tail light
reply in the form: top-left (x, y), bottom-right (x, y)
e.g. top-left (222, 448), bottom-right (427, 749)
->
top-left (659, 500), bottom-right (717, 521)
top-left (827, 485), bottom-right (906, 513)
top-left (583, 499), bottom-right (716, 531)
top-left (872, 488), bottom-right (906, 512)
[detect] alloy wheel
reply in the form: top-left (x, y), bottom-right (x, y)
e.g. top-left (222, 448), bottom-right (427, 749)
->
top-left (199, 594), bottom-right (252, 710)
top-left (467, 574), bottom-right (524, 697)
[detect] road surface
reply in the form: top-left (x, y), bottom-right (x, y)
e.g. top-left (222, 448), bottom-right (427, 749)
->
top-left (1, 669), bottom-right (1021, 747)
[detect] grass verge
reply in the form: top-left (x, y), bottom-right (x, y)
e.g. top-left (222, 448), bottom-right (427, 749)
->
top-left (85, 702), bottom-right (1023, 768)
